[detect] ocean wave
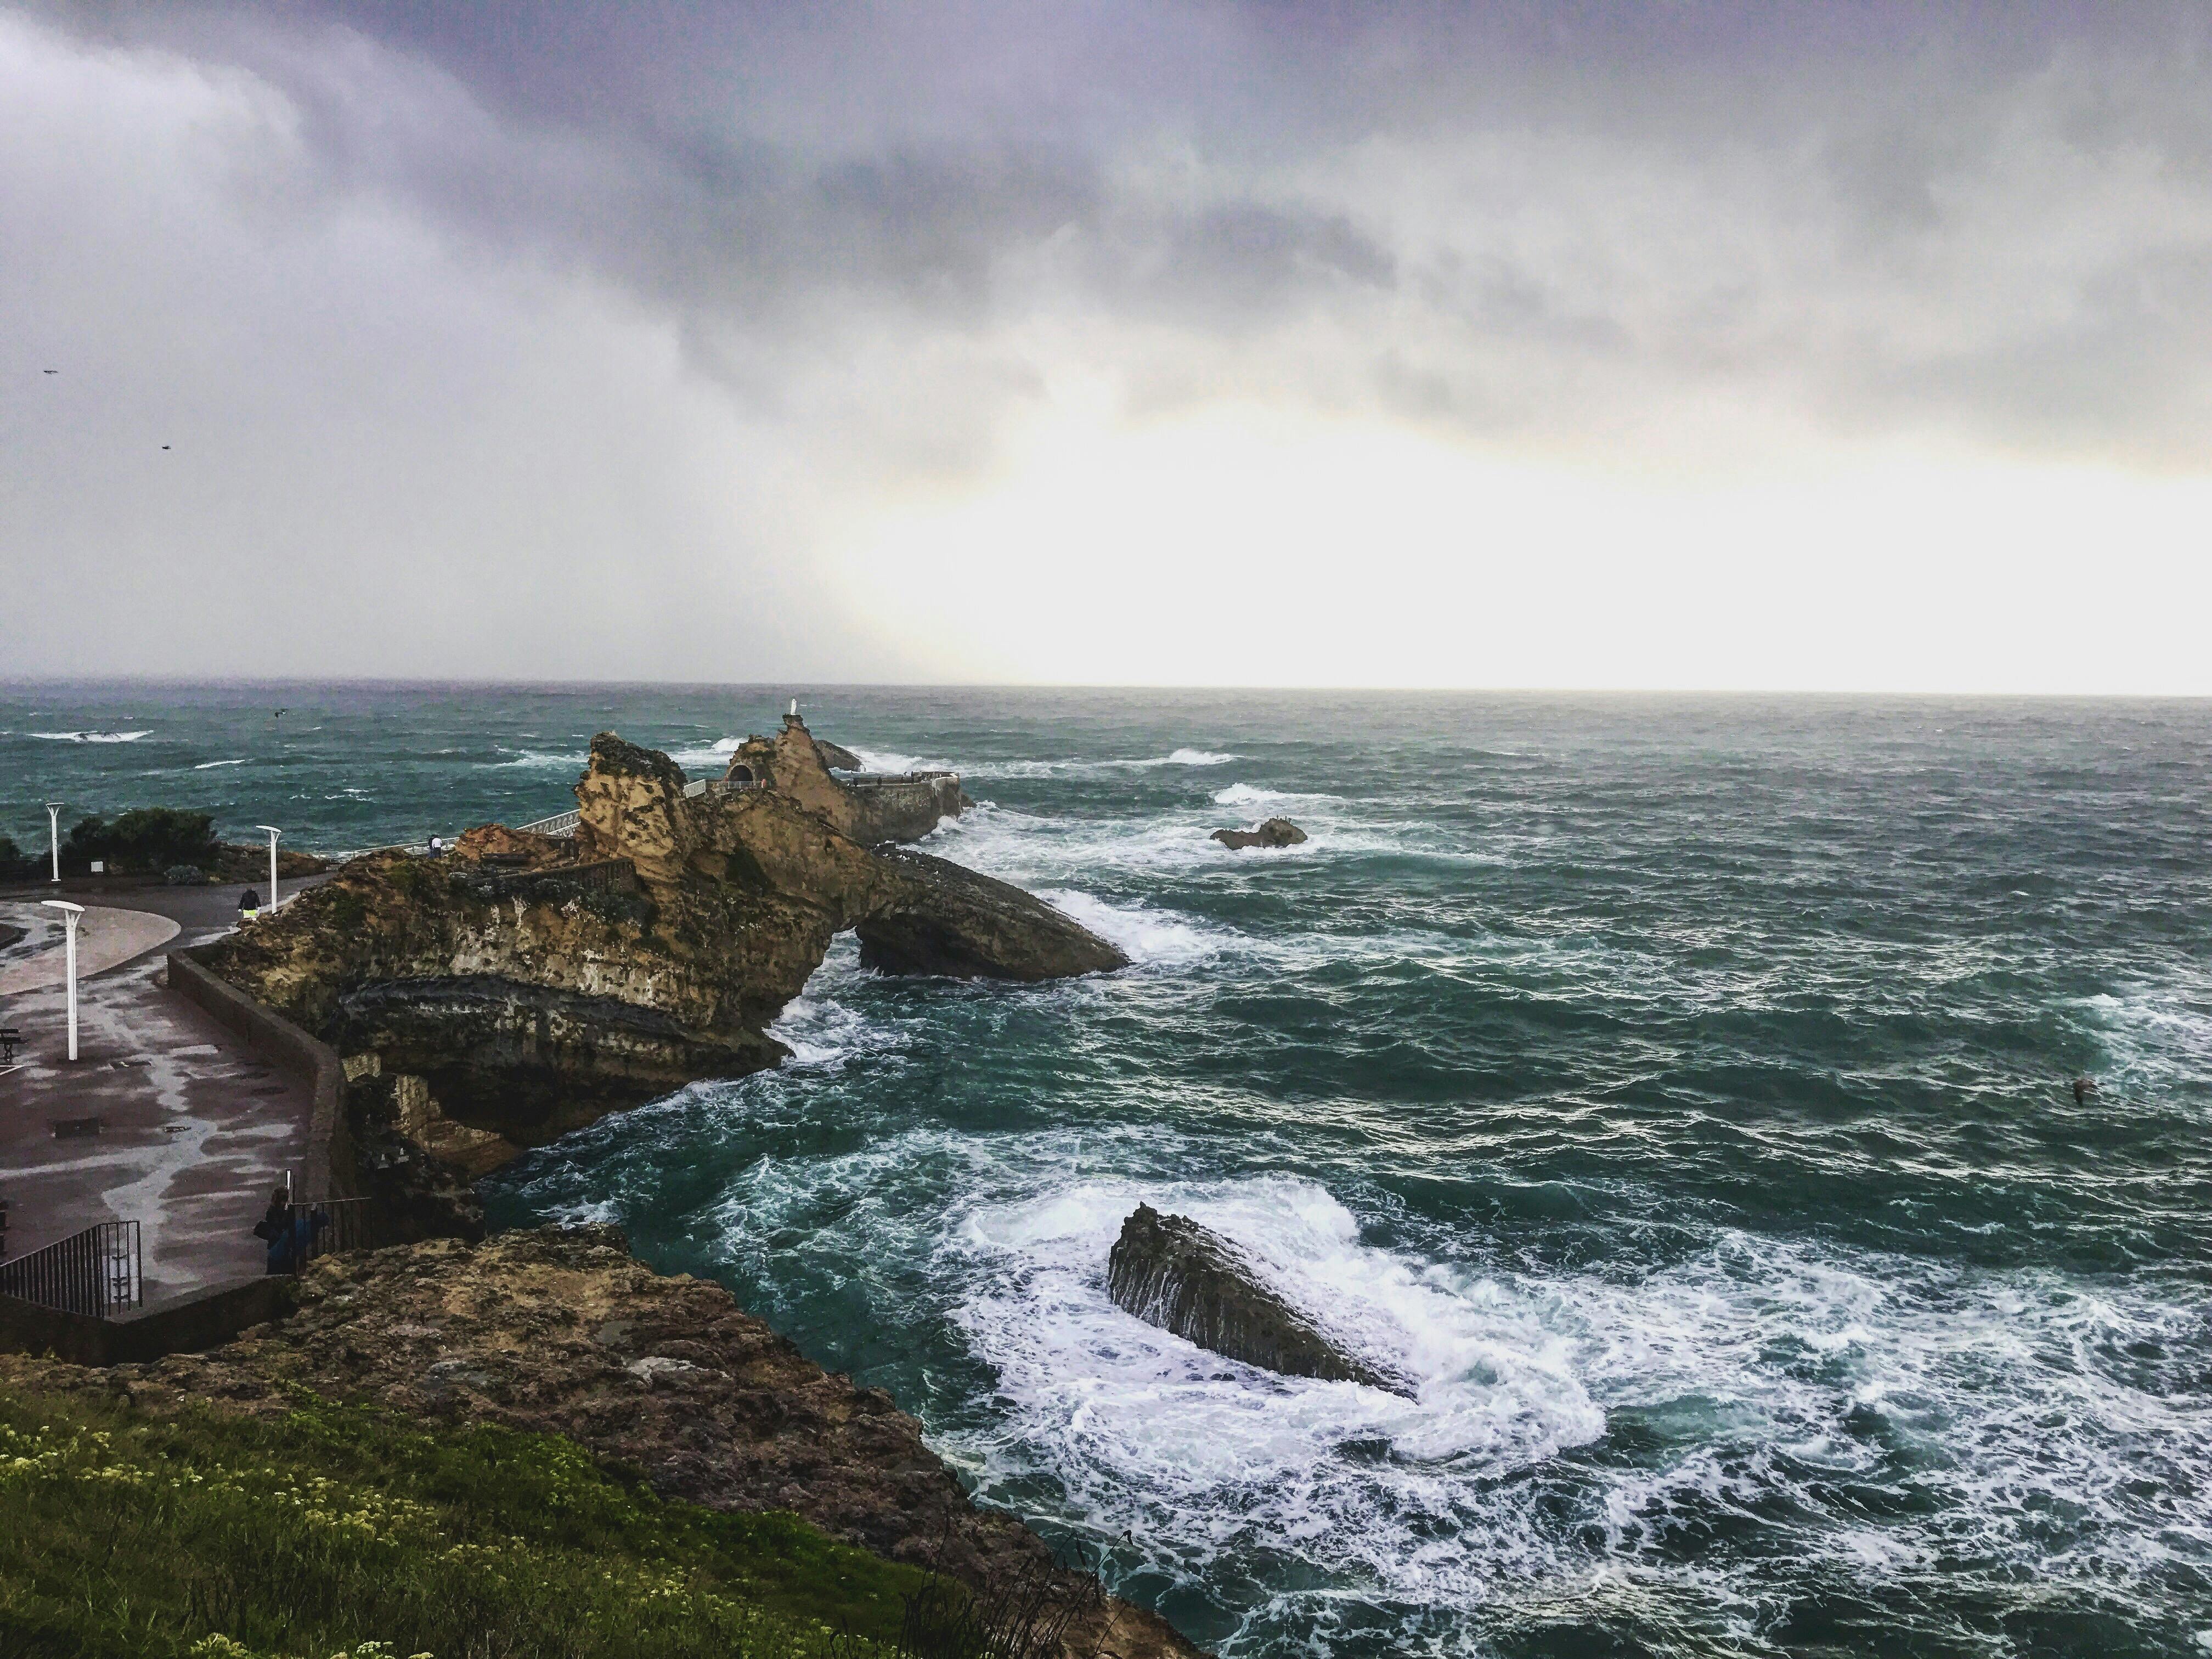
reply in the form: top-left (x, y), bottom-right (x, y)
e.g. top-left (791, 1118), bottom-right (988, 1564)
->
top-left (1213, 782), bottom-right (1345, 808)
top-left (1037, 889), bottom-right (1231, 967)
top-left (941, 1174), bottom-right (2212, 1650)
top-left (847, 745), bottom-right (951, 774)
top-left (489, 747), bottom-right (582, 770)
top-left (966, 748), bottom-right (1240, 781)
top-left (30, 729), bottom-right (150, 743)
top-left (668, 735), bottom-right (741, 769)
top-left (193, 758), bottom-right (248, 769)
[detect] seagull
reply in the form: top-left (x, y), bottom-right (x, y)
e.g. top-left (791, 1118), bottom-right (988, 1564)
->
top-left (42, 369), bottom-right (58, 375)
top-left (161, 445), bottom-right (171, 450)
top-left (273, 709), bottom-right (286, 720)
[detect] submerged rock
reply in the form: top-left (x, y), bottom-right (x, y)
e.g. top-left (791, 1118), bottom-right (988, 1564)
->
top-left (1107, 1205), bottom-right (1410, 1395)
top-left (1210, 817), bottom-right (1307, 850)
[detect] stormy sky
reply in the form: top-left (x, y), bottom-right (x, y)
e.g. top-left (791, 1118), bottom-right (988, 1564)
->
top-left (4, 2), bottom-right (2210, 690)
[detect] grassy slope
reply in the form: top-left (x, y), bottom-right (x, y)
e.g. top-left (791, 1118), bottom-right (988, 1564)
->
top-left (0, 1382), bottom-right (935, 1659)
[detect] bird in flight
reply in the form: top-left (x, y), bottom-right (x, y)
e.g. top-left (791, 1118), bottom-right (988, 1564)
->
top-left (161, 445), bottom-right (171, 450)
top-left (42, 369), bottom-right (58, 375)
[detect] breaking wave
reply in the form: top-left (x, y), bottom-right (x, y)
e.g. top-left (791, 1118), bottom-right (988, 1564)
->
top-left (30, 729), bottom-right (150, 743)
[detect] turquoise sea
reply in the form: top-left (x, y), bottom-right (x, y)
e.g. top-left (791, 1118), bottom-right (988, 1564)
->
top-left (7, 682), bottom-right (2211, 1657)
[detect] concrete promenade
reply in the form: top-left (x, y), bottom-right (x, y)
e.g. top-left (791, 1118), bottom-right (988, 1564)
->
top-left (1, 879), bottom-right (328, 1301)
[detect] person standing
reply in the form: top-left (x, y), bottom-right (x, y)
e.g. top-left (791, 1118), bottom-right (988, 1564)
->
top-left (251, 1187), bottom-right (293, 1273)
top-left (238, 887), bottom-right (261, 923)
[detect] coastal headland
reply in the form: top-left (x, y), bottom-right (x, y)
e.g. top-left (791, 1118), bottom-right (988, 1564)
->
top-left (3, 714), bottom-right (1174, 1656)
top-left (200, 718), bottom-right (1125, 1184)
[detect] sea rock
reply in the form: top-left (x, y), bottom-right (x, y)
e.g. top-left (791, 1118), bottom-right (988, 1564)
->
top-left (1210, 817), bottom-right (1307, 850)
top-left (1107, 1205), bottom-right (1409, 1395)
top-left (200, 730), bottom-right (1126, 1177)
top-left (856, 848), bottom-right (1129, 980)
top-left (814, 737), bottom-right (863, 771)
top-left (0, 1226), bottom-right (1204, 1659)
top-left (726, 712), bottom-right (966, 843)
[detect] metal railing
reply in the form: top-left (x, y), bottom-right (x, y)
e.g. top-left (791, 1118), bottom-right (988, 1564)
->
top-left (512, 808), bottom-right (581, 837)
top-left (295, 1197), bottom-right (382, 1266)
top-left (0, 1220), bottom-right (143, 1317)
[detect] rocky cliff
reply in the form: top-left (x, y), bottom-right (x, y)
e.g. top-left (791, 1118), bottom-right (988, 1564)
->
top-left (0, 1226), bottom-right (1203, 1658)
top-left (729, 714), bottom-right (968, 844)
top-left (200, 731), bottom-right (1124, 1177)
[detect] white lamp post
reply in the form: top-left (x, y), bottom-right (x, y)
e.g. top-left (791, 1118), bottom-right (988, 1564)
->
top-left (42, 899), bottom-right (85, 1062)
top-left (256, 826), bottom-right (283, 911)
top-left (45, 802), bottom-right (61, 883)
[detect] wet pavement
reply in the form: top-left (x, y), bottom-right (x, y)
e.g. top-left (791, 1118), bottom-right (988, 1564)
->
top-left (0, 878), bottom-right (331, 1298)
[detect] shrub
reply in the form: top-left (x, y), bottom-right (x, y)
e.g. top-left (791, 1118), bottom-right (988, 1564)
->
top-left (166, 865), bottom-right (208, 886)
top-left (0, 834), bottom-right (40, 882)
top-left (62, 809), bottom-right (222, 876)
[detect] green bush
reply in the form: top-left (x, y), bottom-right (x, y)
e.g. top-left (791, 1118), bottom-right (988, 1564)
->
top-left (0, 834), bottom-right (40, 882)
top-left (61, 809), bottom-right (222, 876)
top-left (0, 1386), bottom-right (936, 1659)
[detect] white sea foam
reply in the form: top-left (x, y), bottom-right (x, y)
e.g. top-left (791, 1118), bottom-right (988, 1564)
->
top-left (966, 748), bottom-right (1240, 780)
top-left (931, 1174), bottom-right (2212, 1646)
top-left (193, 758), bottom-right (248, 769)
top-left (847, 745), bottom-right (951, 774)
top-left (1037, 889), bottom-right (1229, 967)
top-left (1212, 782), bottom-right (1344, 808)
top-left (490, 747), bottom-right (582, 769)
top-left (30, 729), bottom-right (150, 743)
top-left (668, 735), bottom-right (741, 769)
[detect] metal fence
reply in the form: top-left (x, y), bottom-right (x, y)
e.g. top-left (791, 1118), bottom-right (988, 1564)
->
top-left (0, 1220), bottom-right (143, 1317)
top-left (296, 1197), bottom-right (381, 1266)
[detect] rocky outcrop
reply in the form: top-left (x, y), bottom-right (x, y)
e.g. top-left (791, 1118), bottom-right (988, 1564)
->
top-left (1211, 817), bottom-right (1307, 850)
top-left (729, 713), bottom-right (967, 844)
top-left (857, 848), bottom-right (1128, 980)
top-left (1108, 1205), bottom-right (1410, 1395)
top-left (814, 737), bottom-right (863, 771)
top-left (0, 1226), bottom-right (1203, 1659)
top-left (199, 731), bottom-right (1125, 1177)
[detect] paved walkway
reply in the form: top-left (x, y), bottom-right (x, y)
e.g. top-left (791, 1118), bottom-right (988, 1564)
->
top-left (0, 903), bottom-right (181, 995)
top-left (0, 879), bottom-right (330, 1301)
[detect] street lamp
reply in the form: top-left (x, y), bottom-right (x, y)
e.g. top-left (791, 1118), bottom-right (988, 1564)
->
top-left (256, 826), bottom-right (283, 912)
top-left (44, 802), bottom-right (61, 884)
top-left (41, 900), bottom-right (84, 1062)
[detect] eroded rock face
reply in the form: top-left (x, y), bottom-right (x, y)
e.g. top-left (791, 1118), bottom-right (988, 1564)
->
top-left (1108, 1205), bottom-right (1409, 1395)
top-left (1211, 817), bottom-right (1308, 850)
top-left (727, 714), bottom-right (966, 844)
top-left (857, 848), bottom-right (1129, 980)
top-left (0, 1227), bottom-right (1204, 1659)
top-left (201, 730), bottom-right (1124, 1177)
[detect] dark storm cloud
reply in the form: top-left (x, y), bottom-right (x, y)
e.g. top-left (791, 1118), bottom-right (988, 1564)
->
top-left (25, 0), bottom-right (2212, 461)
top-left (7, 1), bottom-right (2212, 680)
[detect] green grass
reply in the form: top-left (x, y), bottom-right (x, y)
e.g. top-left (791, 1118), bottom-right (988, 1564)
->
top-left (0, 1383), bottom-right (940, 1659)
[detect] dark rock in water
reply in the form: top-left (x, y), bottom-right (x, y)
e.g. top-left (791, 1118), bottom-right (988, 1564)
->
top-left (857, 847), bottom-right (1130, 980)
top-left (1211, 816), bottom-right (1307, 850)
top-left (1107, 1205), bottom-right (1409, 1395)
top-left (814, 737), bottom-right (863, 771)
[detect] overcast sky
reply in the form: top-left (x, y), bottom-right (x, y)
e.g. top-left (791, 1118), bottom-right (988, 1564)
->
top-left (4, 1), bottom-right (2210, 690)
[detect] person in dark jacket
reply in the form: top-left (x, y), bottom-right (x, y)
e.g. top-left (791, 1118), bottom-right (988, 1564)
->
top-left (239, 887), bottom-right (261, 923)
top-left (252, 1187), bottom-right (293, 1273)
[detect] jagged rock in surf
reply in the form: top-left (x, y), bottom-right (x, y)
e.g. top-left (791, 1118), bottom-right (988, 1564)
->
top-left (1211, 817), bottom-right (1307, 850)
top-left (200, 730), bottom-right (1125, 1192)
top-left (1107, 1205), bottom-right (1410, 1395)
top-left (814, 737), bottom-right (863, 771)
